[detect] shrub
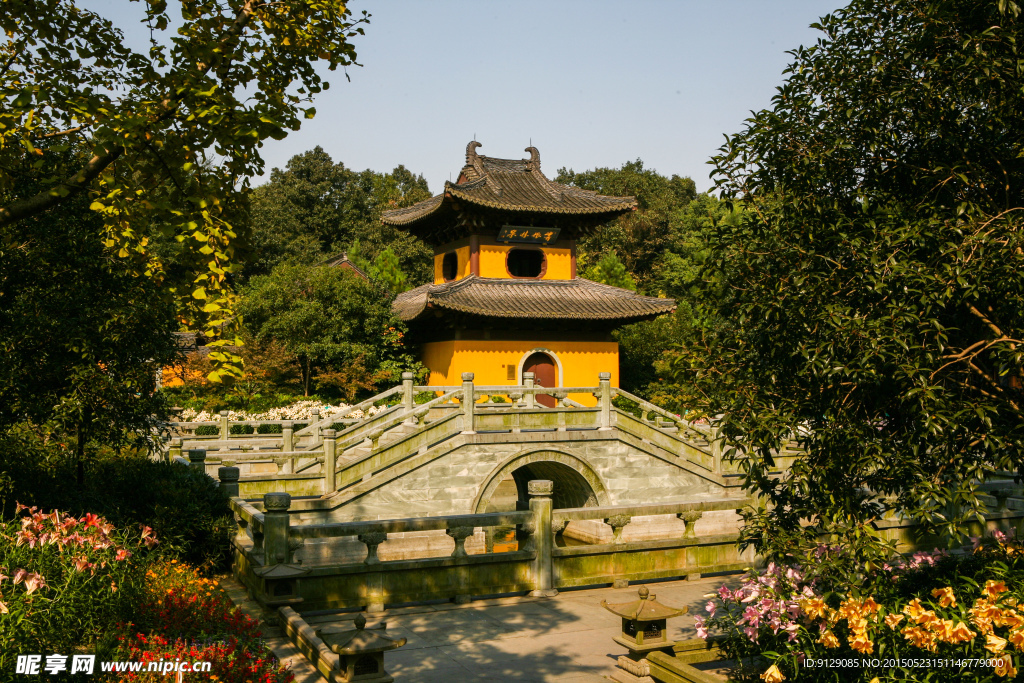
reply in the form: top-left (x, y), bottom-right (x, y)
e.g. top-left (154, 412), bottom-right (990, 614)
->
top-left (0, 507), bottom-right (156, 673)
top-left (256, 423), bottom-right (282, 434)
top-left (699, 537), bottom-right (1024, 682)
top-left (194, 425), bottom-right (218, 436)
top-left (113, 561), bottom-right (293, 683)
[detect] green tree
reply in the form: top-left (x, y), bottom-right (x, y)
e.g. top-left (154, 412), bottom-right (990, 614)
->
top-left (556, 160), bottom-right (696, 290)
top-left (237, 263), bottom-right (409, 396)
top-left (0, 1), bottom-right (368, 381)
top-left (369, 247), bottom-right (409, 294)
top-left (0, 167), bottom-right (179, 482)
top-left (583, 251), bottom-right (636, 291)
top-left (245, 147), bottom-right (433, 283)
top-left (675, 0), bottom-right (1024, 560)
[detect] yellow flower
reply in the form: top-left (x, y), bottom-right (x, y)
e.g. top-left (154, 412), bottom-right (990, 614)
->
top-left (987, 634), bottom-right (1009, 653)
top-left (903, 626), bottom-right (938, 652)
top-left (760, 664), bottom-right (785, 683)
top-left (1008, 628), bottom-right (1024, 652)
top-left (994, 655), bottom-right (1018, 678)
top-left (947, 621), bottom-right (976, 644)
top-left (862, 596), bottom-right (881, 616)
top-left (931, 586), bottom-right (956, 608)
top-left (800, 598), bottom-right (827, 620)
top-left (984, 580), bottom-right (1009, 601)
top-left (818, 630), bottom-right (840, 648)
top-left (885, 613), bottom-right (905, 630)
top-left (903, 598), bottom-right (925, 620)
top-left (996, 609), bottom-right (1024, 629)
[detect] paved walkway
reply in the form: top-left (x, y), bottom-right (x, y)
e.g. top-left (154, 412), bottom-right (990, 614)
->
top-left (224, 574), bottom-right (743, 683)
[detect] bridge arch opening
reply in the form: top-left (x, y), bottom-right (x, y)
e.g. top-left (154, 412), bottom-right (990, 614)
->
top-left (473, 450), bottom-right (609, 513)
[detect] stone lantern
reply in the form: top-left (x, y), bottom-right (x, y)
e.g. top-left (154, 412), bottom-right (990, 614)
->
top-left (317, 614), bottom-right (407, 683)
top-left (253, 563), bottom-right (309, 609)
top-left (602, 585), bottom-right (688, 683)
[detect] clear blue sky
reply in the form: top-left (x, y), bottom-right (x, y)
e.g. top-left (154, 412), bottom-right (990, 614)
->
top-left (89, 0), bottom-right (843, 193)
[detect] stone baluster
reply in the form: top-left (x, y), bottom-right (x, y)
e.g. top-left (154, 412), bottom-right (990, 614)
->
top-left (219, 410), bottom-right (230, 440)
top-left (263, 492), bottom-right (292, 565)
top-left (447, 526), bottom-right (475, 558)
top-left (359, 531), bottom-right (388, 565)
top-left (168, 437), bottom-right (182, 463)
top-left (234, 513), bottom-right (249, 546)
top-left (605, 514), bottom-right (632, 543)
top-left (678, 510), bottom-right (703, 539)
top-left (461, 372), bottom-right (476, 434)
top-left (188, 448), bottom-right (207, 474)
top-left (310, 410), bottom-right (321, 441)
top-left (524, 372), bottom-right (536, 409)
top-left (484, 527), bottom-right (496, 554)
top-left (218, 466), bottom-right (240, 498)
top-left (323, 429), bottom-right (337, 493)
top-left (251, 523), bottom-right (265, 560)
top-left (598, 372), bottom-right (612, 430)
top-left (529, 480), bottom-right (557, 597)
top-left (281, 420), bottom-right (294, 460)
top-left (402, 371), bottom-right (416, 423)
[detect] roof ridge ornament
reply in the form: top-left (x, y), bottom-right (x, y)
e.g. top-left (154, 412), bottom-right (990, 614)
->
top-left (526, 145), bottom-right (564, 202)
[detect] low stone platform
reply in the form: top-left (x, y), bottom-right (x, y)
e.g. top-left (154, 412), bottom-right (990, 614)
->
top-left (223, 574), bottom-right (743, 683)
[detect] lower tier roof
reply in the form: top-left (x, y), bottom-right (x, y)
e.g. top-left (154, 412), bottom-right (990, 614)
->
top-left (394, 276), bottom-right (675, 326)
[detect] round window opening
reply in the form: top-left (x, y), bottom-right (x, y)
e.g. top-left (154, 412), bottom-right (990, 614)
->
top-left (506, 248), bottom-right (545, 278)
top-left (442, 252), bottom-right (458, 281)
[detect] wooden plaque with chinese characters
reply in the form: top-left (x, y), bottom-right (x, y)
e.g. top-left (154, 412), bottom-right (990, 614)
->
top-left (497, 226), bottom-right (561, 245)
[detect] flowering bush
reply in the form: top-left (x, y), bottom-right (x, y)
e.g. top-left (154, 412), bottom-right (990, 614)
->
top-left (112, 560), bottom-right (293, 683)
top-left (699, 536), bottom-right (1024, 682)
top-left (178, 400), bottom-right (386, 423)
top-left (0, 505), bottom-right (156, 672)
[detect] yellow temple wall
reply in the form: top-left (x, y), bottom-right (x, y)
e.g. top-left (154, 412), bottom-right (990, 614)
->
top-left (478, 244), bottom-right (573, 280)
top-left (433, 245), bottom-right (471, 284)
top-left (419, 339), bottom-right (619, 407)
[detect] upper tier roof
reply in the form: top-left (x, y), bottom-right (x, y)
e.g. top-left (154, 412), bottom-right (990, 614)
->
top-left (394, 275), bottom-right (675, 326)
top-left (381, 143), bottom-right (637, 237)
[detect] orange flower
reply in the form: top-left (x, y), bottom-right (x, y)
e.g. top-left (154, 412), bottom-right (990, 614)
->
top-left (994, 655), bottom-right (1018, 678)
top-left (849, 632), bottom-right (874, 655)
top-left (987, 634), bottom-right (1009, 653)
top-left (818, 630), bottom-right (840, 648)
top-left (760, 664), bottom-right (785, 683)
top-left (903, 598), bottom-right (926, 620)
top-left (903, 626), bottom-right (938, 652)
top-left (946, 621), bottom-right (977, 645)
top-left (984, 580), bottom-right (1009, 601)
top-left (862, 596), bottom-right (881, 616)
top-left (884, 613), bottom-right (905, 630)
top-left (1008, 628), bottom-right (1024, 652)
top-left (931, 587), bottom-right (957, 608)
top-left (800, 598), bottom-right (827, 620)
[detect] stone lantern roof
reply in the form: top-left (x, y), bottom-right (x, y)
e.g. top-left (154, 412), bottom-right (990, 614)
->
top-left (601, 585), bottom-right (688, 622)
top-left (318, 614), bottom-right (407, 655)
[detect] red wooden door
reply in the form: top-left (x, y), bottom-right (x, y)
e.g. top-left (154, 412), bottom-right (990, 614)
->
top-left (523, 352), bottom-right (557, 408)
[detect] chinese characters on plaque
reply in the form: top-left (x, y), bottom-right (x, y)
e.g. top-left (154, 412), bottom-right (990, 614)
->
top-left (497, 226), bottom-right (560, 245)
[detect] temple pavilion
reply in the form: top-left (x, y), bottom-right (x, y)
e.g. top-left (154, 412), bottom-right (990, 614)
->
top-left (384, 142), bottom-right (675, 406)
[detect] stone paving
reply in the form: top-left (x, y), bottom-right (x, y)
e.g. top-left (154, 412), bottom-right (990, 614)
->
top-left (222, 573), bottom-right (744, 683)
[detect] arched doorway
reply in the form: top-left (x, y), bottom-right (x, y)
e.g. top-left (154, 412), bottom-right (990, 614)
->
top-left (523, 351), bottom-right (557, 408)
top-left (474, 450), bottom-right (608, 513)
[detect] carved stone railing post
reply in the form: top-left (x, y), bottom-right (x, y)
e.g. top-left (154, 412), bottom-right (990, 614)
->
top-left (605, 514), bottom-right (632, 543)
top-left (402, 371), bottom-right (416, 422)
top-left (359, 531), bottom-right (388, 565)
top-left (524, 372), bottom-right (536, 409)
top-left (322, 429), bottom-right (337, 493)
top-left (529, 479), bottom-right (557, 597)
top-left (598, 372), bottom-right (612, 430)
top-left (218, 466), bottom-right (240, 498)
top-left (447, 526), bottom-right (475, 558)
top-left (219, 410), bottom-right (230, 440)
top-left (251, 523), bottom-right (265, 560)
top-left (168, 437), bottom-right (182, 463)
top-left (188, 448), bottom-right (207, 474)
top-left (263, 492), bottom-right (292, 565)
top-left (461, 372), bottom-right (476, 434)
top-left (678, 510), bottom-right (703, 539)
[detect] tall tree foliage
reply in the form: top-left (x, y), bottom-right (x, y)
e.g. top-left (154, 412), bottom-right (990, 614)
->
top-left (675, 0), bottom-right (1024, 557)
top-left (245, 147), bottom-right (433, 283)
top-left (237, 264), bottom-right (411, 397)
top-left (0, 1), bottom-right (368, 382)
top-left (1, 168), bottom-right (178, 481)
top-left (556, 160), bottom-right (696, 291)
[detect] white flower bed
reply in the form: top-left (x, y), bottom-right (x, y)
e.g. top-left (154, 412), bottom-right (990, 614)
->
top-left (176, 399), bottom-right (387, 424)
